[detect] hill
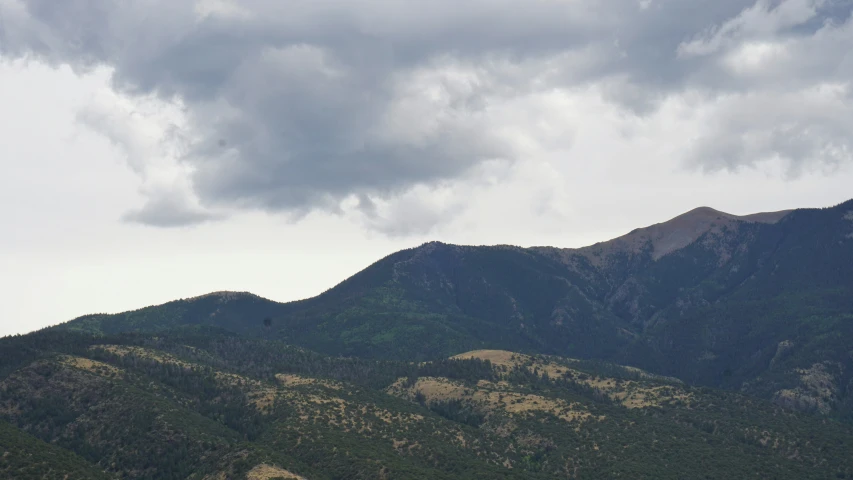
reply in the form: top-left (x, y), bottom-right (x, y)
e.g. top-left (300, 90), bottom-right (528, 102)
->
top-left (2, 328), bottom-right (852, 479)
top-left (53, 199), bottom-right (853, 419)
top-left (0, 419), bottom-right (112, 480)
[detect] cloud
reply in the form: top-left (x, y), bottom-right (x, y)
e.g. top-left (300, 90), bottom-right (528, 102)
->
top-left (678, 0), bottom-right (826, 57)
top-left (122, 187), bottom-right (221, 227)
top-left (685, 83), bottom-right (853, 174)
top-left (357, 185), bottom-right (465, 237)
top-left (72, 83), bottom-right (223, 226)
top-left (1, 0), bottom-right (851, 231)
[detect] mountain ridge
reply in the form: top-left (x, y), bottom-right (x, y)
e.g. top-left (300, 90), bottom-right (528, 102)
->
top-left (3, 199), bottom-right (853, 479)
top-left (45, 198), bottom-right (853, 419)
top-left (43, 201), bottom-right (832, 321)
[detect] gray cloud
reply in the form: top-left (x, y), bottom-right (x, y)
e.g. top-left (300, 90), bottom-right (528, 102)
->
top-left (1, 0), bottom-right (852, 228)
top-left (686, 84), bottom-right (853, 173)
top-left (122, 188), bottom-right (221, 227)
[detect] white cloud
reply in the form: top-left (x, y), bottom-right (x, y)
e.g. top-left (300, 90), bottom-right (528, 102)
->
top-left (194, 0), bottom-right (253, 21)
top-left (75, 85), bottom-right (221, 226)
top-left (678, 0), bottom-right (825, 57)
top-left (722, 40), bottom-right (790, 75)
top-left (684, 82), bottom-right (853, 174)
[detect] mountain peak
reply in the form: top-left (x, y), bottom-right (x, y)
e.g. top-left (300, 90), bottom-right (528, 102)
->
top-left (572, 205), bottom-right (793, 263)
top-left (671, 206), bottom-right (790, 225)
top-left (683, 206), bottom-right (725, 215)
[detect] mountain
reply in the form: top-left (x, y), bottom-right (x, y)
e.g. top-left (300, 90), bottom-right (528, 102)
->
top-left (2, 328), bottom-right (852, 479)
top-left (53, 198), bottom-right (853, 419)
top-left (3, 198), bottom-right (853, 478)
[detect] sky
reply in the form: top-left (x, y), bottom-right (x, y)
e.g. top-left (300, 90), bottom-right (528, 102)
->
top-left (1, 0), bottom-right (853, 337)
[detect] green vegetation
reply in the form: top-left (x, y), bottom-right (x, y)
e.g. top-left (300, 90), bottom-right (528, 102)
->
top-left (3, 198), bottom-right (852, 478)
top-left (0, 419), bottom-right (112, 479)
top-left (1, 329), bottom-right (853, 478)
top-left (52, 199), bottom-right (853, 420)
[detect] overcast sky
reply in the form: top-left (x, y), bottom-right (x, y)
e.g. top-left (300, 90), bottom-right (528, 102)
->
top-left (2, 0), bottom-right (852, 336)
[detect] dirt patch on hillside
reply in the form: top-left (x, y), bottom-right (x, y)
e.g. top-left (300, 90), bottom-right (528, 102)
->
top-left (451, 350), bottom-right (523, 367)
top-left (275, 374), bottom-right (342, 390)
top-left (91, 345), bottom-right (197, 369)
top-left (246, 464), bottom-right (306, 479)
top-left (59, 356), bottom-right (124, 379)
top-left (452, 350), bottom-right (690, 409)
top-left (388, 376), bottom-right (595, 423)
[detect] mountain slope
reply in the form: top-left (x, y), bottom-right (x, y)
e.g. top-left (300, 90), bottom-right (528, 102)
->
top-left (53, 199), bottom-right (853, 417)
top-left (0, 419), bottom-right (112, 480)
top-left (2, 328), bottom-right (853, 479)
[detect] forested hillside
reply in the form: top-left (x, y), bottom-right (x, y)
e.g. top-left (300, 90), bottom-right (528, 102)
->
top-left (2, 327), bottom-right (853, 479)
top-left (54, 199), bottom-right (853, 418)
top-left (0, 419), bottom-right (112, 480)
top-left (4, 199), bottom-right (852, 478)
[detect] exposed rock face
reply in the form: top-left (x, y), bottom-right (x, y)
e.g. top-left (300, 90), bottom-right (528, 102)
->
top-left (773, 362), bottom-right (842, 415)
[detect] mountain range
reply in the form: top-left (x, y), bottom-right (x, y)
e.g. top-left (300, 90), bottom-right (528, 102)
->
top-left (2, 198), bottom-right (853, 478)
